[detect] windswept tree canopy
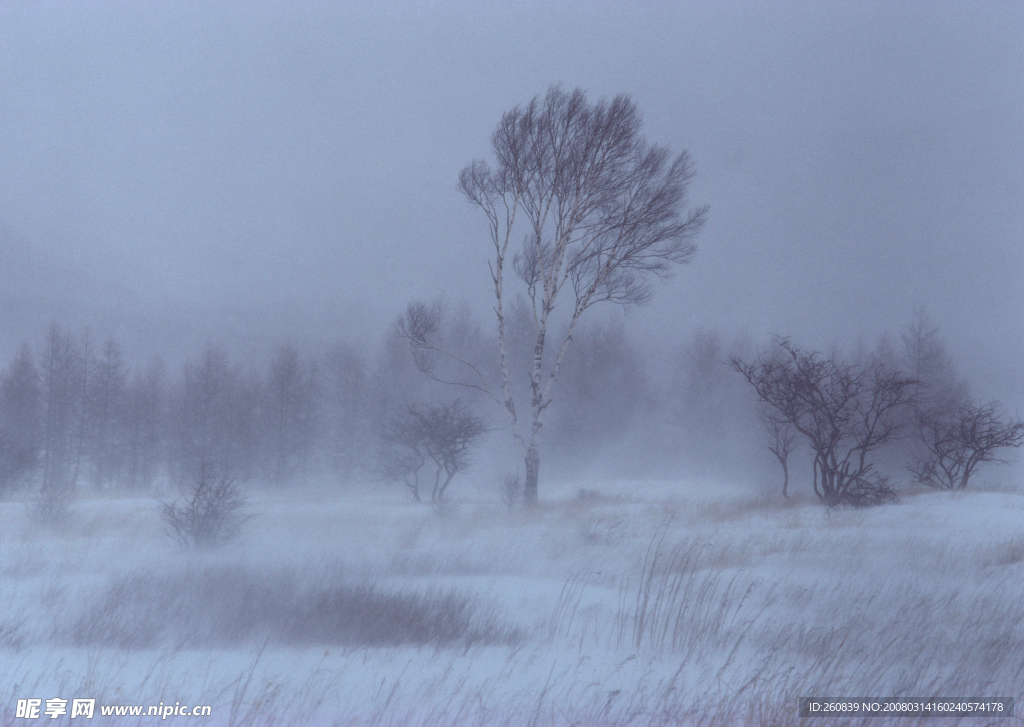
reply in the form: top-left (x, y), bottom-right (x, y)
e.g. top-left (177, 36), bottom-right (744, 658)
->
top-left (911, 401), bottom-right (1024, 490)
top-left (459, 85), bottom-right (708, 314)
top-left (732, 339), bottom-right (917, 507)
top-left (380, 399), bottom-right (487, 504)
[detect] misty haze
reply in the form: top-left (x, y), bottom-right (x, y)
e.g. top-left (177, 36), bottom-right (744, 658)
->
top-left (0, 3), bottom-right (1022, 725)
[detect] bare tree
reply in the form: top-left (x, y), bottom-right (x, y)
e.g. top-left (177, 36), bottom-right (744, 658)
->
top-left (900, 307), bottom-right (968, 419)
top-left (170, 344), bottom-right (245, 483)
top-left (0, 343), bottom-right (42, 496)
top-left (910, 401), bottom-right (1024, 490)
top-left (545, 318), bottom-right (650, 460)
top-left (401, 85), bottom-right (706, 504)
top-left (88, 337), bottom-right (128, 490)
top-left (759, 409), bottom-right (796, 498)
top-left (230, 369), bottom-right (266, 484)
top-left (123, 358), bottom-right (164, 490)
top-left (732, 339), bottom-right (916, 507)
top-left (670, 329), bottom-right (761, 478)
top-left (324, 341), bottom-right (376, 484)
top-left (266, 344), bottom-right (318, 484)
top-left (39, 323), bottom-right (79, 507)
top-left (499, 471), bottom-right (522, 512)
top-left (379, 400), bottom-right (486, 503)
top-left (70, 328), bottom-right (94, 488)
top-left (377, 440), bottom-right (427, 502)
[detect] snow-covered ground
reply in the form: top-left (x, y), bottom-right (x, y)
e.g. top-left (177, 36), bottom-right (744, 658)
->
top-left (1, 478), bottom-right (1022, 726)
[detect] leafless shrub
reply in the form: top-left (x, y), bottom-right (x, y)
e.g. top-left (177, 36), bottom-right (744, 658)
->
top-left (910, 400), bottom-right (1024, 490)
top-left (499, 471), bottom-right (522, 511)
top-left (431, 496), bottom-right (456, 518)
top-left (732, 338), bottom-right (916, 507)
top-left (836, 473), bottom-right (899, 508)
top-left (29, 482), bottom-right (74, 524)
top-left (579, 515), bottom-right (627, 546)
top-left (161, 462), bottom-right (249, 548)
top-left (375, 442), bottom-right (424, 502)
top-left (379, 399), bottom-right (487, 503)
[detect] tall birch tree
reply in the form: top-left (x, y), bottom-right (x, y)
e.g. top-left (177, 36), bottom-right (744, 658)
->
top-left (401, 86), bottom-right (706, 504)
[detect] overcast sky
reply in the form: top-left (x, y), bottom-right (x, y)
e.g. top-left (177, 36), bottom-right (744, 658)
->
top-left (0, 1), bottom-right (1020, 404)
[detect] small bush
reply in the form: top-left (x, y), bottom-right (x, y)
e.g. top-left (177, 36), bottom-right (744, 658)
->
top-left (29, 483), bottom-right (74, 525)
top-left (826, 474), bottom-right (899, 508)
top-left (910, 401), bottom-right (1024, 490)
top-left (161, 463), bottom-right (249, 548)
top-left (499, 471), bottom-right (521, 511)
top-left (380, 399), bottom-right (487, 504)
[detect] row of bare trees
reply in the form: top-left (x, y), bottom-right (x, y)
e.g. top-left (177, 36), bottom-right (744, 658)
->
top-left (0, 310), bottom-right (1015, 510)
top-left (0, 326), bottom-right (379, 498)
top-left (0, 309), bottom-right (659, 503)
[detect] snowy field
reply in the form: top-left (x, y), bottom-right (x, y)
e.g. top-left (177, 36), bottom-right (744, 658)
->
top-left (1, 478), bottom-right (1022, 726)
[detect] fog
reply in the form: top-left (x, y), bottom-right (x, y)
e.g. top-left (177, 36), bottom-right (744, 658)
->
top-left (0, 2), bottom-right (1020, 401)
top-left (0, 3), bottom-right (1022, 724)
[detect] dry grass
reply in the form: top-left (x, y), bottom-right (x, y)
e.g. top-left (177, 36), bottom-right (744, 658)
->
top-left (540, 508), bottom-right (1024, 726)
top-left (1, 485), bottom-right (1022, 726)
top-left (62, 564), bottom-right (522, 650)
top-left (982, 535), bottom-right (1024, 567)
top-left (689, 492), bottom-right (804, 524)
top-left (615, 535), bottom-right (774, 659)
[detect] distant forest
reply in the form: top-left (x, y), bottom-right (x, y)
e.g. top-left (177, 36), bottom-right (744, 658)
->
top-left (0, 306), bottom-right (1007, 501)
top-left (0, 308), bottom-right (768, 497)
